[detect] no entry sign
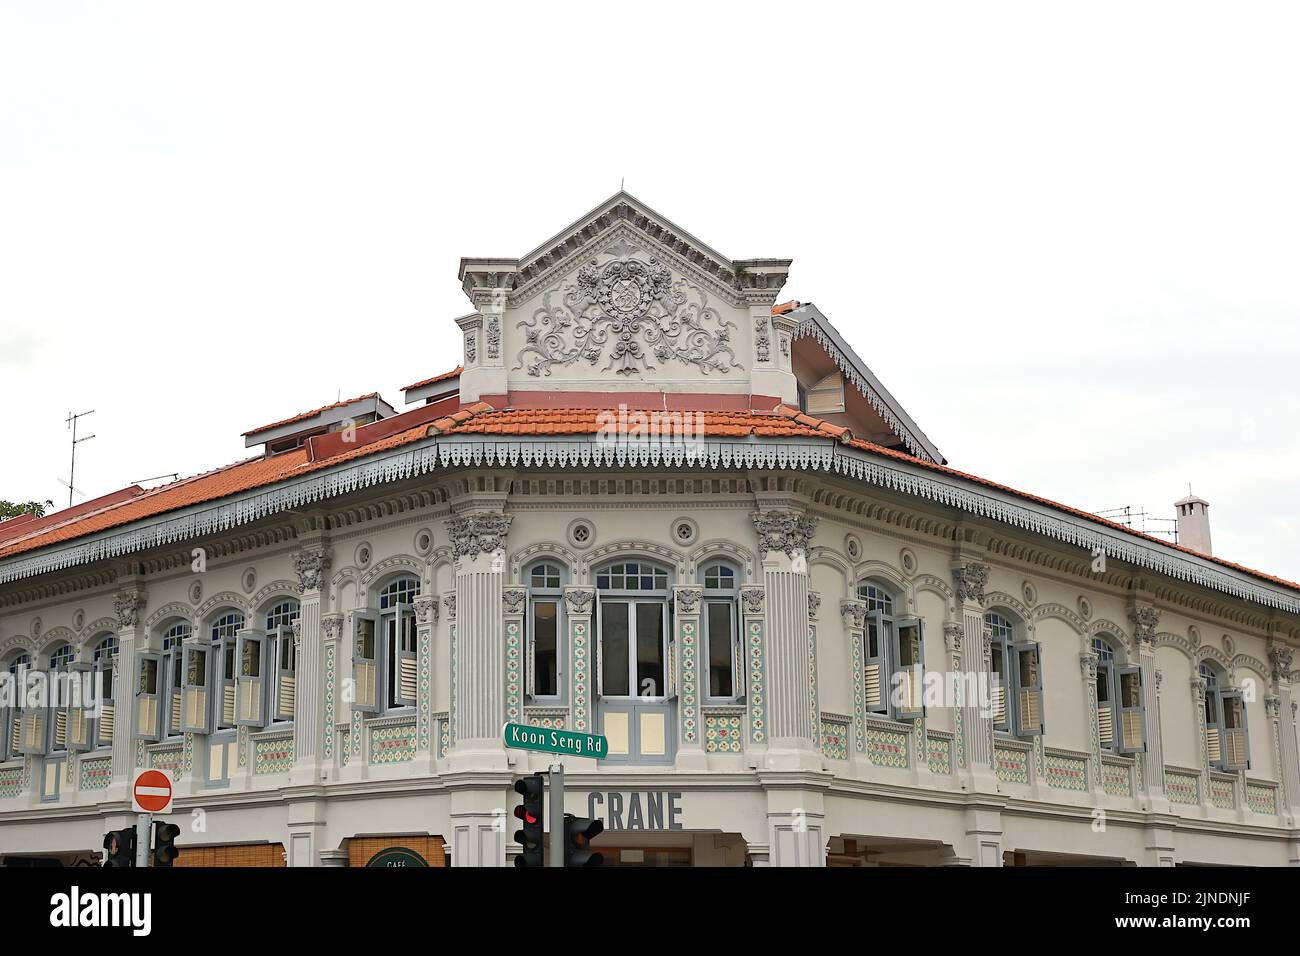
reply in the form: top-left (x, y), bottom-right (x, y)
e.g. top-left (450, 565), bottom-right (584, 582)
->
top-left (131, 769), bottom-right (174, 814)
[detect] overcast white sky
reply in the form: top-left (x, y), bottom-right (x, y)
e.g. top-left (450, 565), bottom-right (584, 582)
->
top-left (2, 2), bottom-right (1298, 581)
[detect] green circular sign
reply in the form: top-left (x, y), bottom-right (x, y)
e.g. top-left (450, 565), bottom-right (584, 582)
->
top-left (365, 847), bottom-right (428, 868)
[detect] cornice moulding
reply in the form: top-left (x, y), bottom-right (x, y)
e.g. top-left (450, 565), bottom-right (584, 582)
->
top-left (0, 434), bottom-right (1297, 619)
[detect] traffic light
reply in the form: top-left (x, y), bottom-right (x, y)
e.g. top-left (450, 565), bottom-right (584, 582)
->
top-left (512, 773), bottom-right (545, 868)
top-left (153, 821), bottom-right (180, 867)
top-left (562, 813), bottom-right (603, 867)
top-left (102, 827), bottom-right (136, 868)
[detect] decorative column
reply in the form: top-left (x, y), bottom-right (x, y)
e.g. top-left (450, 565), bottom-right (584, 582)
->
top-left (952, 561), bottom-right (993, 785)
top-left (456, 263), bottom-right (515, 404)
top-left (448, 509), bottom-right (512, 753)
top-left (414, 595), bottom-right (439, 763)
top-left (1080, 649), bottom-right (1106, 800)
top-left (446, 508), bottom-right (512, 868)
top-left (741, 586), bottom-right (768, 755)
top-left (751, 507), bottom-right (826, 867)
top-left (674, 585), bottom-right (705, 768)
top-left (290, 545), bottom-right (330, 787)
top-left (740, 260), bottom-right (797, 407)
top-left (1128, 604), bottom-right (1168, 811)
top-left (751, 509), bottom-right (818, 763)
top-left (320, 614), bottom-right (343, 770)
top-left (1268, 643), bottom-right (1298, 824)
top-left (841, 600), bottom-right (867, 758)
top-left (564, 588), bottom-right (595, 734)
top-left (502, 587), bottom-right (527, 727)
top-left (952, 560), bottom-right (1002, 867)
top-left (109, 586), bottom-right (147, 796)
top-left (944, 621), bottom-right (966, 773)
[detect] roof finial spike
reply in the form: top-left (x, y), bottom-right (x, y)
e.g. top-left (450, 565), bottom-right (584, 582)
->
top-left (620, 176), bottom-right (625, 192)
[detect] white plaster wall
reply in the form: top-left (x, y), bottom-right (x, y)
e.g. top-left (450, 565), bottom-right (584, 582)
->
top-left (1156, 645), bottom-right (1197, 768)
top-left (1037, 617), bottom-right (1090, 752)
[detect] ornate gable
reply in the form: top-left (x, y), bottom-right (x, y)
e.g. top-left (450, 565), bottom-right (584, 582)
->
top-left (456, 193), bottom-right (798, 405)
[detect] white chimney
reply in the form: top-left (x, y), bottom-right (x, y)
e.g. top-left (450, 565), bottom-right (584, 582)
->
top-left (1175, 492), bottom-right (1212, 555)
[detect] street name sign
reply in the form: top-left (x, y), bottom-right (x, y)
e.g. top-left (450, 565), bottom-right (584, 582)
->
top-left (503, 722), bottom-right (608, 758)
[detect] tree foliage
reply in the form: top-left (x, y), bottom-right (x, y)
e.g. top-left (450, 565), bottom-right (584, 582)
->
top-left (0, 499), bottom-right (53, 520)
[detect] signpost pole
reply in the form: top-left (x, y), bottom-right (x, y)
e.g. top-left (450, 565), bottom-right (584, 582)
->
top-left (548, 761), bottom-right (564, 868)
top-left (135, 813), bottom-right (151, 868)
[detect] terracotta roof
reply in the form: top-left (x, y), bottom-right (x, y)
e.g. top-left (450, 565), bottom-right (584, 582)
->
top-left (242, 393), bottom-right (382, 438)
top-left (771, 300), bottom-right (801, 315)
top-left (2, 402), bottom-right (1298, 598)
top-left (402, 367), bottom-right (463, 392)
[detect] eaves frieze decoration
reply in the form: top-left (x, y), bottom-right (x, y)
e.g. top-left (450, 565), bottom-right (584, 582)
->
top-left (3, 436), bottom-right (1299, 618)
top-left (514, 243), bottom-right (741, 378)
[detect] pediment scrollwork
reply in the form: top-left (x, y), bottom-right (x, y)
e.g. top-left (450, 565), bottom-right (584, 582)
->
top-left (515, 245), bottom-right (741, 378)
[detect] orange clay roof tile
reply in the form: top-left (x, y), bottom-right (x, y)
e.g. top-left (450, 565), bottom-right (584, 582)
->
top-left (3, 403), bottom-right (1299, 597)
top-left (401, 366), bottom-right (463, 392)
top-left (243, 393), bottom-right (381, 437)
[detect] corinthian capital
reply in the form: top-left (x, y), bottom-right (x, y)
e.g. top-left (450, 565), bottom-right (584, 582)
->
top-left (414, 595), bottom-right (439, 626)
top-left (1080, 650), bottom-right (1099, 681)
top-left (952, 562), bottom-right (989, 605)
top-left (1128, 605), bottom-right (1161, 646)
top-left (446, 511), bottom-right (513, 561)
top-left (1268, 643), bottom-right (1294, 684)
top-left (839, 600), bottom-right (867, 630)
top-left (751, 509), bottom-right (817, 558)
top-left (113, 589), bottom-right (147, 629)
top-left (293, 547), bottom-right (332, 593)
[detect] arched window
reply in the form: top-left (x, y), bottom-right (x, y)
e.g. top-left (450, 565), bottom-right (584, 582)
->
top-left (1092, 636), bottom-right (1145, 754)
top-left (354, 576), bottom-right (420, 715)
top-left (161, 622), bottom-right (190, 737)
top-left (42, 643), bottom-right (75, 755)
top-left (90, 636), bottom-right (117, 750)
top-left (266, 600), bottom-right (300, 722)
top-left (526, 563), bottom-right (565, 700)
top-left (1200, 662), bottom-right (1249, 772)
top-left (856, 580), bottom-right (925, 720)
top-left (985, 610), bottom-right (1042, 738)
top-left (595, 559), bottom-right (674, 764)
top-left (3, 654), bottom-right (32, 761)
top-left (210, 611), bottom-right (245, 731)
top-left (596, 561), bottom-right (670, 699)
top-left (701, 562), bottom-right (740, 700)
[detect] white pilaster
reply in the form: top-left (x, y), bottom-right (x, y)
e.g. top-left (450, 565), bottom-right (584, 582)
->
top-left (108, 585), bottom-right (146, 798)
top-left (290, 545), bottom-right (330, 786)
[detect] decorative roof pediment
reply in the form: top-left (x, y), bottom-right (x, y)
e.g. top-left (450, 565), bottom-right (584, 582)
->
top-left (459, 191), bottom-right (792, 311)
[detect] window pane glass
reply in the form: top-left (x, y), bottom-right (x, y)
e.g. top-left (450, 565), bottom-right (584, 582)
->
top-left (140, 659), bottom-right (158, 695)
top-left (636, 603), bottom-right (664, 696)
top-left (534, 601), bottom-right (558, 697)
top-left (1018, 647), bottom-right (1038, 687)
top-left (1119, 671), bottom-right (1140, 707)
top-left (241, 640), bottom-right (260, 678)
top-left (601, 603), bottom-right (629, 697)
top-left (357, 619), bottom-right (375, 660)
top-left (707, 602), bottom-right (733, 697)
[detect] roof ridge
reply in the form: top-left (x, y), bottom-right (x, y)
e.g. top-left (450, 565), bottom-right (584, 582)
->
top-left (242, 392), bottom-right (382, 437)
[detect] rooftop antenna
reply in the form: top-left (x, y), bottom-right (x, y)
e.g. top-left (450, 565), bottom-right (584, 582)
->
top-left (64, 409), bottom-right (95, 509)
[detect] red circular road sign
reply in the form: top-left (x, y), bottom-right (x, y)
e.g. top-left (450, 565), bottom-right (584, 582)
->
top-left (132, 770), bottom-right (173, 813)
